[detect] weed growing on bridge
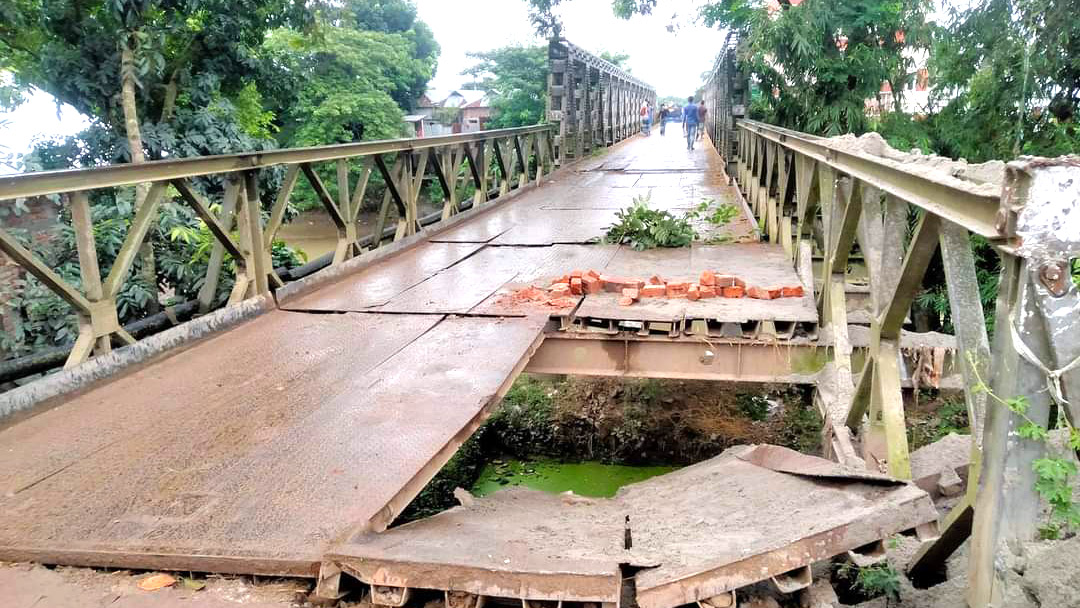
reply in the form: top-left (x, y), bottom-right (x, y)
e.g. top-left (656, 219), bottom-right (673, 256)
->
top-left (835, 561), bottom-right (902, 605)
top-left (602, 194), bottom-right (697, 250)
top-left (967, 351), bottom-right (1080, 539)
top-left (688, 197), bottom-right (738, 226)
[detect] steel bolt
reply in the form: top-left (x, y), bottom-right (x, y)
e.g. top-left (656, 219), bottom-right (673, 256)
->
top-left (1039, 261), bottom-right (1070, 297)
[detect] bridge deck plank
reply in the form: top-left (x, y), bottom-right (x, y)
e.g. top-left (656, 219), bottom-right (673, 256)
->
top-left (0, 312), bottom-right (546, 576)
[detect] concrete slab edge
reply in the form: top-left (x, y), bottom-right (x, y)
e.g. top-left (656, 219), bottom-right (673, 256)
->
top-left (0, 295), bottom-right (273, 426)
top-left (328, 558), bottom-right (621, 603)
top-left (634, 487), bottom-right (938, 608)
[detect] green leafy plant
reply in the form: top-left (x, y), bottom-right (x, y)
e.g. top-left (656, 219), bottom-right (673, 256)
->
top-left (688, 197), bottom-right (739, 226)
top-left (834, 561), bottom-right (902, 605)
top-left (602, 194), bottom-right (697, 250)
top-left (968, 351), bottom-right (1080, 537)
top-left (857, 564), bottom-right (902, 604)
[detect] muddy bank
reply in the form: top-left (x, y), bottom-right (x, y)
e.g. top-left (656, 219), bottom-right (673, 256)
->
top-left (399, 375), bottom-right (821, 522)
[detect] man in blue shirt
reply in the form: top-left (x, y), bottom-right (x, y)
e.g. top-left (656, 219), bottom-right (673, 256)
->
top-left (682, 96), bottom-right (699, 151)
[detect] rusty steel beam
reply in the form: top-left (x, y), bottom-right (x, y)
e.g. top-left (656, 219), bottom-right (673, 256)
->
top-left (525, 335), bottom-right (827, 382)
top-left (0, 125), bottom-right (553, 200)
top-left (738, 120), bottom-right (1002, 239)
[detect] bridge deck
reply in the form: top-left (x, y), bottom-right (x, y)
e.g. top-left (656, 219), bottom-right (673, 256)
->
top-left (0, 133), bottom-right (818, 578)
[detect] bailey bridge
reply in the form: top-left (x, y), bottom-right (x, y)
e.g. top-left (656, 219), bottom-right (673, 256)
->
top-left (1, 37), bottom-right (1078, 608)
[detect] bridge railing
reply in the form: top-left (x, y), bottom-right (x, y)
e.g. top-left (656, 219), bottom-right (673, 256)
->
top-left (0, 125), bottom-right (556, 370)
top-left (701, 31), bottom-right (745, 174)
top-left (547, 38), bottom-right (655, 164)
top-left (732, 117), bottom-right (1080, 603)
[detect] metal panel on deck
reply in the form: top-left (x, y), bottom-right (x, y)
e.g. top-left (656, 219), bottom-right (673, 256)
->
top-left (280, 242), bottom-right (485, 312)
top-left (0, 312), bottom-right (547, 577)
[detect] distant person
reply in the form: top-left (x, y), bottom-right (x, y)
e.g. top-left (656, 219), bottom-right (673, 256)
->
top-left (658, 105), bottom-right (670, 136)
top-left (682, 96), bottom-right (699, 151)
top-left (697, 100), bottom-right (708, 141)
top-left (640, 101), bottom-right (652, 136)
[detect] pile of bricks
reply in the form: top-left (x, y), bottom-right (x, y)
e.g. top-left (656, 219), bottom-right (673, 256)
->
top-left (549, 269), bottom-right (804, 307)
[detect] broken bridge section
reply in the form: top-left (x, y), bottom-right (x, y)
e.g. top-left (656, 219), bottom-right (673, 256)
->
top-left (323, 445), bottom-right (939, 607)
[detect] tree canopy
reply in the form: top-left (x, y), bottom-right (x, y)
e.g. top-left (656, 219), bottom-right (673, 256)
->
top-left (463, 45), bottom-right (549, 129)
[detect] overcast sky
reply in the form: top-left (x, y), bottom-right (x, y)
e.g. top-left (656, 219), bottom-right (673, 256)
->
top-left (414, 0), bottom-right (720, 97)
top-left (0, 1), bottom-right (723, 174)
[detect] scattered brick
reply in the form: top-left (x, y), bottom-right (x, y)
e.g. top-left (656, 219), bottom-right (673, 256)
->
top-left (571, 269), bottom-right (584, 278)
top-left (666, 282), bottom-right (689, 298)
top-left (700, 286), bottom-right (717, 298)
top-left (648, 275), bottom-right (664, 285)
top-left (700, 270), bottom-right (716, 286)
top-left (714, 275), bottom-right (746, 288)
top-left (687, 285), bottom-right (701, 301)
top-left (641, 284), bottom-right (666, 297)
top-left (622, 287), bottom-right (640, 301)
top-left (781, 285), bottom-right (805, 297)
top-left (552, 274), bottom-right (570, 285)
top-left (551, 283), bottom-right (571, 296)
top-left (586, 269), bottom-right (601, 279)
top-left (583, 276), bottom-right (602, 294)
top-left (747, 286), bottom-right (773, 300)
top-left (547, 297), bottom-right (576, 308)
top-left (767, 287), bottom-right (783, 299)
top-left (570, 277), bottom-right (583, 295)
top-left (617, 296), bottom-right (634, 306)
top-left (722, 285), bottom-right (745, 298)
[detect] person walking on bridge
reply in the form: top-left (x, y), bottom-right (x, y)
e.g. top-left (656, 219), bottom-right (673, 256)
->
top-left (640, 101), bottom-right (652, 136)
top-left (683, 96), bottom-right (699, 151)
top-left (658, 104), bottom-right (670, 136)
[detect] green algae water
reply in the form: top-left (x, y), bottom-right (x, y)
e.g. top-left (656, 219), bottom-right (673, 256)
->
top-left (471, 459), bottom-right (678, 498)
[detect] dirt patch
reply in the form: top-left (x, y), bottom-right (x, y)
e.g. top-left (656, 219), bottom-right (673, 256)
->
top-left (0, 562), bottom-right (316, 608)
top-left (825, 131), bottom-right (1005, 195)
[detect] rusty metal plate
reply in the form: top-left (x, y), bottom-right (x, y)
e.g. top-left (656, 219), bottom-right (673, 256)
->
top-left (625, 446), bottom-right (938, 608)
top-left (0, 311), bottom-right (441, 575)
top-left (0, 312), bottom-right (546, 577)
top-left (281, 241), bottom-right (485, 312)
top-left (326, 446), bottom-right (937, 608)
top-left (376, 246), bottom-right (546, 314)
top-left (490, 209), bottom-right (619, 245)
top-left (328, 487), bottom-right (624, 603)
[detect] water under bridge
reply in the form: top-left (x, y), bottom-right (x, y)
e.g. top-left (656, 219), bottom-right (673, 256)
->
top-left (0, 37), bottom-right (1078, 608)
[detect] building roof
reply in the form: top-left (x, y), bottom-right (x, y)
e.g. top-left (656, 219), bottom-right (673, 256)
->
top-left (418, 88), bottom-right (490, 109)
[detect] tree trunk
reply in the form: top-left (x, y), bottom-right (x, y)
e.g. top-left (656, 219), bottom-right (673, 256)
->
top-left (120, 40), bottom-right (160, 313)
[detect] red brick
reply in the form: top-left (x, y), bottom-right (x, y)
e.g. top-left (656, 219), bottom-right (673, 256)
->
top-left (586, 269), bottom-right (601, 279)
top-left (722, 286), bottom-right (745, 298)
top-left (552, 274), bottom-right (570, 285)
top-left (622, 287), bottom-right (640, 301)
top-left (666, 282), bottom-right (689, 298)
top-left (583, 276), bottom-right (602, 294)
top-left (551, 283), bottom-right (571, 295)
top-left (781, 285), bottom-right (805, 298)
top-left (687, 285), bottom-right (701, 301)
top-left (700, 270), bottom-right (716, 286)
top-left (617, 296), bottom-right (634, 306)
top-left (699, 286), bottom-right (717, 298)
top-left (599, 274), bottom-right (620, 293)
top-left (571, 269), bottom-right (584, 279)
top-left (641, 284), bottom-right (666, 297)
top-left (767, 287), bottom-right (783, 299)
top-left (714, 275), bottom-right (746, 288)
top-left (648, 275), bottom-right (664, 285)
top-left (570, 277), bottom-right (583, 295)
top-left (546, 297), bottom-right (576, 308)
top-left (747, 286), bottom-right (773, 300)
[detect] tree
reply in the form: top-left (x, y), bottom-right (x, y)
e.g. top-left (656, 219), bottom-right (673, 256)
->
top-left (598, 50), bottom-right (632, 72)
top-left (463, 45), bottom-right (549, 129)
top-left (929, 0), bottom-right (1080, 162)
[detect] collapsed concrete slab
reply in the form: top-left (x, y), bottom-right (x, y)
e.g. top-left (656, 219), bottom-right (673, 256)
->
top-left (323, 445), bottom-right (939, 607)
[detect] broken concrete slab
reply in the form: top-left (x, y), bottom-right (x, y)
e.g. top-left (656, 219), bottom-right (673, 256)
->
top-left (325, 445), bottom-right (938, 608)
